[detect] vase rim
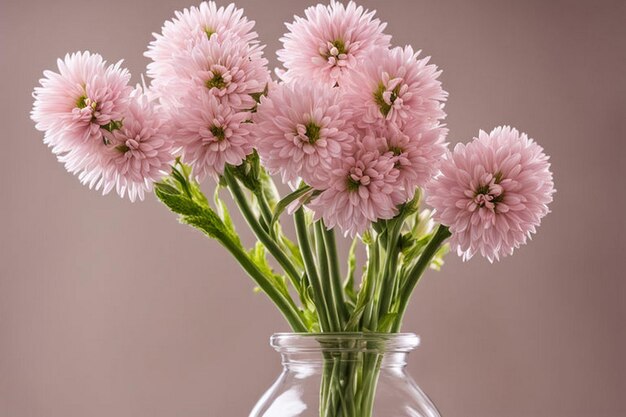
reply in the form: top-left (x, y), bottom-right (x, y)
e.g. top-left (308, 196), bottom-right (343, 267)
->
top-left (270, 332), bottom-right (420, 353)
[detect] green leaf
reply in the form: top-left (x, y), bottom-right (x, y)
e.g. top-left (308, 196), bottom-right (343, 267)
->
top-left (213, 185), bottom-right (241, 246)
top-left (343, 237), bottom-right (358, 306)
top-left (430, 243), bottom-right (449, 271)
top-left (230, 152), bottom-right (261, 191)
top-left (249, 83), bottom-right (270, 111)
top-left (155, 187), bottom-right (205, 217)
top-left (270, 184), bottom-right (316, 229)
top-left (101, 119), bottom-right (123, 132)
top-left (156, 162), bottom-right (236, 244)
top-left (377, 312), bottom-right (398, 332)
top-left (279, 231), bottom-right (305, 270)
top-left (248, 242), bottom-right (291, 300)
top-left (181, 211), bottom-right (230, 242)
top-left (153, 182), bottom-right (179, 196)
top-left (343, 303), bottom-right (367, 332)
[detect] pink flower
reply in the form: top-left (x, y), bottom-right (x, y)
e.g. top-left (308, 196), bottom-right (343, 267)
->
top-left (99, 87), bottom-right (174, 202)
top-left (426, 126), bottom-right (555, 262)
top-left (253, 82), bottom-right (354, 188)
top-left (31, 51), bottom-right (132, 157)
top-left (145, 1), bottom-right (258, 89)
top-left (309, 142), bottom-right (402, 237)
top-left (277, 0), bottom-right (390, 87)
top-left (161, 35), bottom-right (270, 111)
top-left (171, 92), bottom-right (252, 181)
top-left (362, 122), bottom-right (448, 200)
top-left (343, 46), bottom-right (447, 129)
top-left (31, 51), bottom-right (135, 196)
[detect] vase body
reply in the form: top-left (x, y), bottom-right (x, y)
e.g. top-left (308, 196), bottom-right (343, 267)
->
top-left (250, 333), bottom-right (441, 417)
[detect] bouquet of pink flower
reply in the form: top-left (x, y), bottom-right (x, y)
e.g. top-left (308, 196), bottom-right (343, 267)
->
top-left (31, 1), bottom-right (555, 416)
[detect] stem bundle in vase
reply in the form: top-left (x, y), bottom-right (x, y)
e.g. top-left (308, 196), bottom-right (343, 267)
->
top-left (30, 1), bottom-right (555, 416)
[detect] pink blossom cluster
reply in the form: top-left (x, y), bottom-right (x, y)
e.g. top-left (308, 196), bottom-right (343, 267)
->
top-left (31, 1), bottom-right (555, 261)
top-left (31, 52), bottom-right (173, 201)
top-left (144, 1), bottom-right (270, 180)
top-left (258, 0), bottom-right (449, 237)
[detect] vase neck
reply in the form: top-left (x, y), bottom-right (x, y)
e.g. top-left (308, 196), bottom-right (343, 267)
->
top-left (271, 333), bottom-right (419, 370)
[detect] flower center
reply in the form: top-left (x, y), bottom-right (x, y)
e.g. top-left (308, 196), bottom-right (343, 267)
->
top-left (115, 137), bottom-right (140, 154)
top-left (346, 162), bottom-right (370, 192)
top-left (204, 27), bottom-right (215, 39)
top-left (205, 65), bottom-right (231, 90)
top-left (76, 94), bottom-right (98, 115)
top-left (472, 173), bottom-right (504, 211)
top-left (373, 80), bottom-right (403, 117)
top-left (295, 122), bottom-right (322, 144)
top-left (76, 95), bottom-right (92, 109)
top-left (210, 125), bottom-right (226, 141)
top-left (206, 73), bottom-right (227, 90)
top-left (322, 39), bottom-right (349, 66)
top-left (388, 146), bottom-right (404, 168)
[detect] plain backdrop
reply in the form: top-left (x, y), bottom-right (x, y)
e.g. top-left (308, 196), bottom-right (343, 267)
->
top-left (1, 0), bottom-right (625, 416)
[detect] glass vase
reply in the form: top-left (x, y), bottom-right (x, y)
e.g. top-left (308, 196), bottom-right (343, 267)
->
top-left (250, 333), bottom-right (441, 417)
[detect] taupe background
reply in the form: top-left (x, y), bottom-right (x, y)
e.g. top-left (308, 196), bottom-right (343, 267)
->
top-left (1, 0), bottom-right (625, 416)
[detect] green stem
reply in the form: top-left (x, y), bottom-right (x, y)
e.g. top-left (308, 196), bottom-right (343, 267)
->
top-left (320, 223), bottom-right (349, 327)
top-left (294, 209), bottom-right (331, 332)
top-left (361, 239), bottom-right (380, 331)
top-left (255, 189), bottom-right (274, 232)
top-left (314, 221), bottom-right (342, 331)
top-left (377, 220), bottom-right (403, 323)
top-left (223, 169), bottom-right (302, 290)
top-left (392, 225), bottom-right (451, 332)
top-left (216, 233), bottom-right (307, 332)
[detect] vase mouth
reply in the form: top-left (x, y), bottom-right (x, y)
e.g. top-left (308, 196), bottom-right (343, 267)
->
top-left (270, 332), bottom-right (420, 353)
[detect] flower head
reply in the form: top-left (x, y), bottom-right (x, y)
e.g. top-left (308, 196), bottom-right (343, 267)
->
top-left (277, 0), bottom-right (390, 87)
top-left (31, 51), bottom-right (132, 157)
top-left (309, 142), bottom-right (403, 237)
top-left (100, 87), bottom-right (174, 202)
top-left (362, 122), bottom-right (448, 200)
top-left (343, 46), bottom-right (447, 129)
top-left (161, 35), bottom-right (270, 111)
top-left (427, 126), bottom-right (555, 262)
top-left (171, 92), bottom-right (252, 181)
top-left (253, 81), bottom-right (354, 188)
top-left (145, 1), bottom-right (258, 88)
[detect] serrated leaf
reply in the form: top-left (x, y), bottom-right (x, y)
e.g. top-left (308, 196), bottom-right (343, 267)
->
top-left (154, 182), bottom-right (180, 196)
top-left (181, 211), bottom-right (230, 242)
top-left (155, 188), bottom-right (205, 217)
top-left (248, 242), bottom-right (291, 301)
top-left (213, 186), bottom-right (241, 246)
top-left (279, 232), bottom-right (304, 270)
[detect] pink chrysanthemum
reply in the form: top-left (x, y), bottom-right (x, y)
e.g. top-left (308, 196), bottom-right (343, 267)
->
top-left (172, 92), bottom-right (252, 181)
top-left (362, 122), bottom-right (448, 200)
top-left (31, 51), bottom-right (131, 158)
top-left (145, 1), bottom-right (257, 87)
top-left (309, 143), bottom-right (403, 237)
top-left (343, 46), bottom-right (447, 129)
top-left (162, 35), bottom-right (270, 111)
top-left (426, 126), bottom-right (555, 262)
top-left (96, 87), bottom-right (174, 202)
top-left (253, 82), bottom-right (354, 188)
top-left (277, 0), bottom-right (391, 87)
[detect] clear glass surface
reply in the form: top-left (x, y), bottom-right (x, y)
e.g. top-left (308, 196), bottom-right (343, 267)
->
top-left (250, 333), bottom-right (441, 417)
